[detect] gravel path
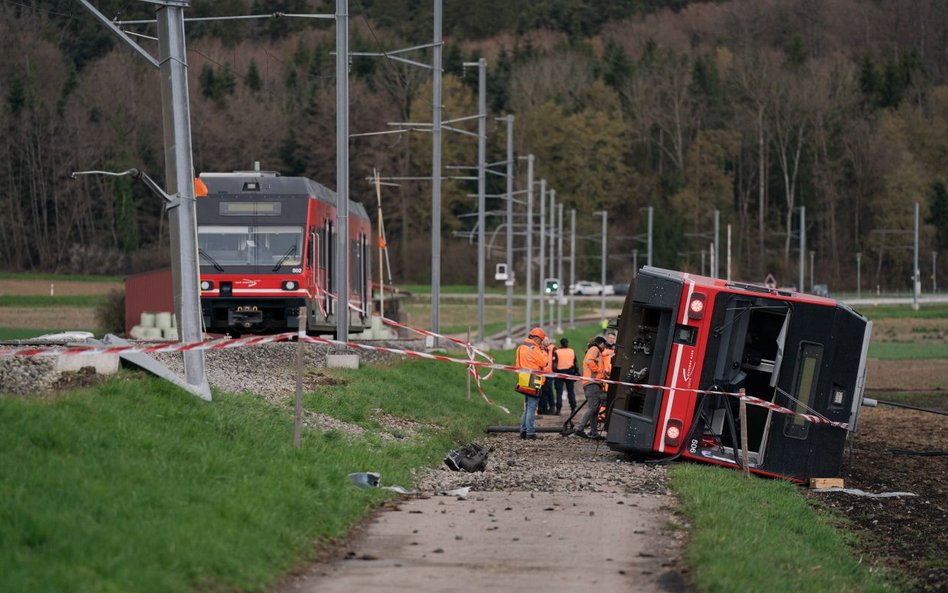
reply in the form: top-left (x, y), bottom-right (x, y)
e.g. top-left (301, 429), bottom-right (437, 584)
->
top-left (278, 413), bottom-right (690, 593)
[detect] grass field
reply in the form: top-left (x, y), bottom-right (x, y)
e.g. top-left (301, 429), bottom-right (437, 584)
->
top-left (0, 328), bottom-right (88, 340)
top-left (868, 341), bottom-right (948, 359)
top-left (0, 359), bottom-right (520, 593)
top-left (0, 272), bottom-right (123, 283)
top-left (857, 304), bottom-right (948, 320)
top-left (669, 464), bottom-right (894, 593)
top-left (0, 295), bottom-right (106, 308)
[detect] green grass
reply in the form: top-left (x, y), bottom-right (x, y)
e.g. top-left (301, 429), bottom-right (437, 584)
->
top-left (399, 284), bottom-right (507, 295)
top-left (0, 272), bottom-right (123, 283)
top-left (856, 304), bottom-right (948, 320)
top-left (0, 361), bottom-right (519, 593)
top-left (669, 464), bottom-right (894, 593)
top-left (0, 295), bottom-right (107, 308)
top-left (868, 341), bottom-right (948, 360)
top-left (0, 328), bottom-right (101, 340)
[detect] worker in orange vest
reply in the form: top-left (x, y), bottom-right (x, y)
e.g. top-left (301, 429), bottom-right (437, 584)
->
top-left (515, 327), bottom-right (549, 440)
top-left (574, 335), bottom-right (608, 439)
top-left (601, 330), bottom-right (617, 390)
top-left (538, 339), bottom-right (556, 414)
top-left (553, 338), bottom-right (578, 414)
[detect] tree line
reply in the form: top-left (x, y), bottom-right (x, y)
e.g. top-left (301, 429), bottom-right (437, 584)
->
top-left (2, 0), bottom-right (947, 292)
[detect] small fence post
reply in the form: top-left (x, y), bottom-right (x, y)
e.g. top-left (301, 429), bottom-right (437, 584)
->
top-left (466, 326), bottom-right (472, 400)
top-left (739, 389), bottom-right (750, 479)
top-left (293, 308), bottom-right (306, 449)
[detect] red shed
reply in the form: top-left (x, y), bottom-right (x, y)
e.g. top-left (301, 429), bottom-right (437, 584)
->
top-left (124, 268), bottom-right (174, 336)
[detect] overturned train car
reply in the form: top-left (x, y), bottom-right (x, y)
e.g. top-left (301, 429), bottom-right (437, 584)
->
top-left (605, 267), bottom-right (872, 482)
top-left (195, 170), bottom-right (371, 337)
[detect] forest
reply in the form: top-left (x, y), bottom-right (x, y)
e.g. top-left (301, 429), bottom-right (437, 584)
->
top-left (2, 0), bottom-right (948, 292)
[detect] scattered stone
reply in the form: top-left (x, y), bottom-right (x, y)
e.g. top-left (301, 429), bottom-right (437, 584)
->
top-left (433, 548), bottom-right (444, 554)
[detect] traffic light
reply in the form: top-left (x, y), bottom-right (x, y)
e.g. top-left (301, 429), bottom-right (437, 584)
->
top-left (544, 277), bottom-right (560, 295)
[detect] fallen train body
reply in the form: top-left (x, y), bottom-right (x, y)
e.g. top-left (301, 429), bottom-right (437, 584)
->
top-left (195, 170), bottom-right (371, 336)
top-left (604, 266), bottom-right (873, 482)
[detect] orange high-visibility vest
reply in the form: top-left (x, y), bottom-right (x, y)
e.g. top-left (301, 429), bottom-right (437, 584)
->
top-left (554, 347), bottom-right (576, 370)
top-left (515, 340), bottom-right (548, 385)
top-left (582, 345), bottom-right (606, 386)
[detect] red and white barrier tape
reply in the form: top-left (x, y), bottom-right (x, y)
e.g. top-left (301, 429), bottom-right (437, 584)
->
top-left (314, 285), bottom-right (499, 409)
top-left (1, 332), bottom-right (848, 430)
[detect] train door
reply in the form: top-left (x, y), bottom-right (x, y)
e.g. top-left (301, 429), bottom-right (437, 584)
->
top-left (704, 297), bottom-right (790, 467)
top-left (306, 223), bottom-right (317, 308)
top-left (350, 233), bottom-right (368, 321)
top-left (324, 219), bottom-right (334, 318)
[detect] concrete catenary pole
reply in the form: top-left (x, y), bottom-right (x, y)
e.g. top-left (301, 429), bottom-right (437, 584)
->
top-left (538, 179), bottom-right (546, 330)
top-left (335, 0), bottom-right (350, 341)
top-left (713, 209), bottom-right (720, 279)
top-left (809, 250), bottom-right (815, 293)
top-left (914, 202), bottom-right (920, 310)
top-left (475, 58), bottom-right (486, 342)
top-left (525, 154), bottom-right (534, 330)
top-left (156, 2), bottom-right (210, 400)
top-left (799, 206), bottom-right (805, 293)
top-left (597, 211), bottom-right (608, 323)
top-left (431, 0), bottom-right (443, 340)
top-left (556, 202), bottom-right (564, 334)
top-left (647, 206), bottom-right (653, 267)
top-left (569, 208), bottom-right (576, 328)
top-left (504, 114), bottom-right (514, 348)
top-left (548, 189), bottom-right (556, 329)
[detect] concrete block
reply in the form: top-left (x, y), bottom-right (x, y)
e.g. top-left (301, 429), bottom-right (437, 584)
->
top-left (55, 352), bottom-right (119, 374)
top-left (326, 354), bottom-right (360, 369)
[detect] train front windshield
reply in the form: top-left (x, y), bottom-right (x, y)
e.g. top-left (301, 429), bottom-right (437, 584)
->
top-left (198, 225), bottom-right (303, 270)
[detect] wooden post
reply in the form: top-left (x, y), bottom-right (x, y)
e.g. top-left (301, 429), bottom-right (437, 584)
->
top-left (293, 308), bottom-right (306, 449)
top-left (739, 388), bottom-right (750, 478)
top-left (466, 326), bottom-right (472, 399)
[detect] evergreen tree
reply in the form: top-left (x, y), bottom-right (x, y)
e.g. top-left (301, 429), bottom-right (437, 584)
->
top-left (245, 59), bottom-right (263, 92)
top-left (199, 63), bottom-right (217, 100)
top-left (931, 181), bottom-right (948, 250)
top-left (601, 40), bottom-right (632, 89)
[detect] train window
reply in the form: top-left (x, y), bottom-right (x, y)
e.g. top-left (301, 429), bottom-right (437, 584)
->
top-left (784, 342), bottom-right (823, 440)
top-left (197, 225), bottom-right (300, 268)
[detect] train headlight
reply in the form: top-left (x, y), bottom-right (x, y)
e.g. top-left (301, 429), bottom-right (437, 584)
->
top-left (664, 419), bottom-right (683, 447)
top-left (687, 293), bottom-right (706, 320)
top-left (282, 280), bottom-right (298, 291)
top-left (200, 280), bottom-right (214, 291)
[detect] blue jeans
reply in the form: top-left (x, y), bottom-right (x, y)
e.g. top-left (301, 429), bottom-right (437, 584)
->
top-left (520, 394), bottom-right (539, 436)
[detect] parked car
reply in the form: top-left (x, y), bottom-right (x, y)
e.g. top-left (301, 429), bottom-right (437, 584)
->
top-left (812, 284), bottom-right (831, 297)
top-left (570, 281), bottom-right (602, 295)
top-left (570, 281), bottom-right (614, 296)
top-left (612, 282), bottom-right (630, 296)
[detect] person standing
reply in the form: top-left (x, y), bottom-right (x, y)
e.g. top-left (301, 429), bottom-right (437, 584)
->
top-left (516, 327), bottom-right (549, 440)
top-left (538, 337), bottom-right (556, 414)
top-left (553, 338), bottom-right (578, 414)
top-left (574, 336), bottom-right (608, 439)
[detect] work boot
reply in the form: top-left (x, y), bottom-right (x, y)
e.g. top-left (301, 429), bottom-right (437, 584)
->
top-left (526, 434), bottom-right (540, 440)
top-left (519, 432), bottom-right (526, 439)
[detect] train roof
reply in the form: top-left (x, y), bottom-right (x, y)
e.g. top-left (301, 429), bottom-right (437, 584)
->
top-left (639, 266), bottom-right (842, 309)
top-left (198, 171), bottom-right (369, 220)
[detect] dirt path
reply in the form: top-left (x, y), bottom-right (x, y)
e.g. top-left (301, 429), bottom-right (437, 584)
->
top-left (279, 413), bottom-right (688, 593)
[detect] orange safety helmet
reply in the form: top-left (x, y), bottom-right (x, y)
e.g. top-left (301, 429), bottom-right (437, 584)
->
top-left (529, 327), bottom-right (546, 341)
